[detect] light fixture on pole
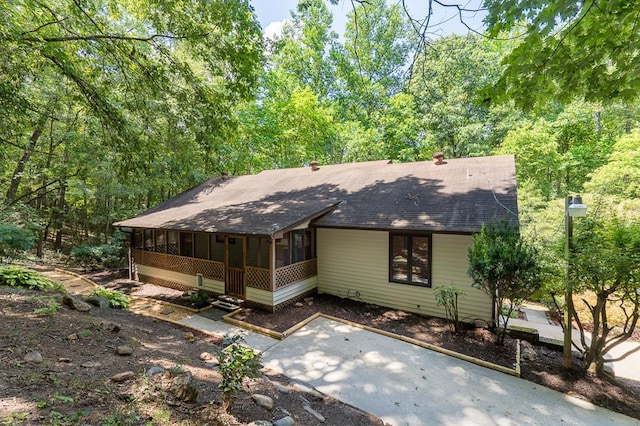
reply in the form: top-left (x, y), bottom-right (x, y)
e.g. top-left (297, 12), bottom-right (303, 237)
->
top-left (563, 194), bottom-right (587, 369)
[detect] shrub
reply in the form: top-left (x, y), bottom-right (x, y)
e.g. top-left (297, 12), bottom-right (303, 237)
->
top-left (434, 285), bottom-right (465, 333)
top-left (70, 243), bottom-right (126, 271)
top-left (0, 224), bottom-right (35, 261)
top-left (215, 335), bottom-right (262, 412)
top-left (0, 265), bottom-right (61, 291)
top-left (91, 287), bottom-right (130, 309)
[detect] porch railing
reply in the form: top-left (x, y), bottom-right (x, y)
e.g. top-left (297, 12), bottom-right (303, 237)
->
top-left (133, 249), bottom-right (224, 281)
top-left (274, 258), bottom-right (317, 289)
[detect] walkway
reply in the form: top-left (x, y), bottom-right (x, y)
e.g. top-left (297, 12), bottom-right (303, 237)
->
top-left (510, 304), bottom-right (640, 384)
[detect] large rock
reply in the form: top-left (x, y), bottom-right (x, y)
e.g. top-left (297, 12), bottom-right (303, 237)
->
top-left (61, 295), bottom-right (92, 312)
top-left (111, 371), bottom-right (135, 382)
top-left (169, 372), bottom-right (197, 402)
top-left (24, 351), bottom-right (43, 363)
top-left (251, 394), bottom-right (274, 411)
top-left (273, 416), bottom-right (295, 426)
top-left (86, 295), bottom-right (110, 309)
top-left (115, 345), bottom-right (134, 356)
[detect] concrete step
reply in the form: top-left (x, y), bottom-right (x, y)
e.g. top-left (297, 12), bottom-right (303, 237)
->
top-left (211, 300), bottom-right (240, 312)
top-left (218, 295), bottom-right (244, 305)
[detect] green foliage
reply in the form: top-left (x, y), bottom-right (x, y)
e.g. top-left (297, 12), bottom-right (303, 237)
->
top-left (70, 243), bottom-right (125, 270)
top-left (434, 285), bottom-right (465, 333)
top-left (0, 224), bottom-right (35, 261)
top-left (190, 289), bottom-right (209, 304)
top-left (90, 287), bottom-right (130, 309)
top-left (215, 335), bottom-right (262, 412)
top-left (570, 208), bottom-right (640, 376)
top-left (34, 301), bottom-right (60, 316)
top-left (468, 221), bottom-right (541, 344)
top-left (484, 0), bottom-right (640, 107)
top-left (0, 265), bottom-right (61, 291)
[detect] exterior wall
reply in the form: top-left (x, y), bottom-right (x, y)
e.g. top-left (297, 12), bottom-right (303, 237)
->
top-left (246, 276), bottom-right (318, 309)
top-left (316, 228), bottom-right (492, 321)
top-left (136, 264), bottom-right (224, 294)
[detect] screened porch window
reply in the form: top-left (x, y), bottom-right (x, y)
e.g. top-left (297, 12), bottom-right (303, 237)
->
top-left (194, 233), bottom-right (209, 259)
top-left (276, 229), bottom-right (315, 267)
top-left (390, 234), bottom-right (431, 287)
top-left (247, 237), bottom-right (270, 268)
top-left (154, 230), bottom-right (166, 253)
top-left (179, 232), bottom-right (193, 257)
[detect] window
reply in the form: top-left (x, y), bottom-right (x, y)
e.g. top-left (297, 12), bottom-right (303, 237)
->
top-left (390, 234), bottom-right (431, 287)
top-left (210, 234), bottom-right (224, 261)
top-left (167, 231), bottom-right (178, 255)
top-left (247, 237), bottom-right (270, 268)
top-left (133, 229), bottom-right (143, 249)
top-left (144, 229), bottom-right (153, 251)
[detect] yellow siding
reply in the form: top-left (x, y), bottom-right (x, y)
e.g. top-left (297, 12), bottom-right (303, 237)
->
top-left (246, 276), bottom-right (318, 308)
top-left (136, 264), bottom-right (224, 293)
top-left (316, 229), bottom-right (492, 321)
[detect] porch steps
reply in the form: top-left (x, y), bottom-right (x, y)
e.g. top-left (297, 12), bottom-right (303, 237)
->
top-left (218, 295), bottom-right (244, 305)
top-left (211, 300), bottom-right (241, 312)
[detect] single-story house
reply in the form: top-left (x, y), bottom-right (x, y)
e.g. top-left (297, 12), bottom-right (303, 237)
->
top-left (114, 154), bottom-right (518, 322)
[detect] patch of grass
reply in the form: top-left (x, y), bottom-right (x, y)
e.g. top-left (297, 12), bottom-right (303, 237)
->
top-left (34, 301), bottom-right (60, 316)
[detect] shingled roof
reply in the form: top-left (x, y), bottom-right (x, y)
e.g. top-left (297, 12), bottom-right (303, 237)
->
top-left (114, 155), bottom-right (518, 236)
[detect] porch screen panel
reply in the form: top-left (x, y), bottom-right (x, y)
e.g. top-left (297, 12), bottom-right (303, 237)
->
top-left (210, 235), bottom-right (224, 261)
top-left (391, 235), bottom-right (408, 282)
top-left (154, 230), bottom-right (166, 253)
top-left (247, 237), bottom-right (259, 267)
top-left (133, 229), bottom-right (143, 249)
top-left (259, 238), bottom-right (270, 267)
top-left (180, 232), bottom-right (193, 257)
top-left (292, 231), bottom-right (304, 264)
top-left (194, 233), bottom-right (208, 259)
top-left (275, 235), bottom-right (290, 267)
top-left (144, 229), bottom-right (153, 251)
top-left (167, 231), bottom-right (178, 255)
top-left (304, 229), bottom-right (315, 259)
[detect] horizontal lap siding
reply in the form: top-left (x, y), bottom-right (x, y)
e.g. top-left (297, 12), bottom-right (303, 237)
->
top-left (316, 229), bottom-right (491, 321)
top-left (136, 264), bottom-right (224, 293)
top-left (246, 276), bottom-right (318, 308)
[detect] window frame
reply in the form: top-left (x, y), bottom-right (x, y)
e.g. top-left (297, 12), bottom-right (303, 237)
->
top-left (389, 233), bottom-right (432, 287)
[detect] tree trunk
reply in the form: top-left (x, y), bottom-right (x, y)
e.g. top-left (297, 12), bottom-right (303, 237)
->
top-left (6, 109), bottom-right (51, 201)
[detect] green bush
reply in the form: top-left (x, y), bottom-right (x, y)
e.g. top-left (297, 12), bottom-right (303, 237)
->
top-left (70, 243), bottom-right (126, 271)
top-left (215, 335), bottom-right (262, 412)
top-left (0, 224), bottom-right (35, 261)
top-left (434, 285), bottom-right (465, 333)
top-left (0, 265), bottom-right (61, 291)
top-left (91, 287), bottom-right (130, 309)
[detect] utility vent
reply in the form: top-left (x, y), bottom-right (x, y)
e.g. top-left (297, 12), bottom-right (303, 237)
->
top-left (197, 273), bottom-right (204, 287)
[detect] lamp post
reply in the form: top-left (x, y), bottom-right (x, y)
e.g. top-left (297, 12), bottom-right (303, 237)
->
top-left (563, 195), bottom-right (587, 369)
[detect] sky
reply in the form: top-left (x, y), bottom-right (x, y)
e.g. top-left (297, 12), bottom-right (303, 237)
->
top-left (250, 0), bottom-right (486, 40)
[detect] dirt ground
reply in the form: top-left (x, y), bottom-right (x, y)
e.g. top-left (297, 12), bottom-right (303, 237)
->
top-left (3, 266), bottom-right (640, 424)
top-left (0, 270), bottom-right (383, 426)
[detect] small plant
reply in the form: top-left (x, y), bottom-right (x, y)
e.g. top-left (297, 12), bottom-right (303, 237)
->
top-left (0, 223), bottom-right (35, 262)
top-left (434, 285), bottom-right (465, 333)
top-left (34, 301), bottom-right (60, 316)
top-left (190, 289), bottom-right (209, 305)
top-left (91, 287), bottom-right (130, 309)
top-left (215, 335), bottom-right (262, 412)
top-left (53, 391), bottom-right (74, 403)
top-left (0, 265), bottom-right (62, 291)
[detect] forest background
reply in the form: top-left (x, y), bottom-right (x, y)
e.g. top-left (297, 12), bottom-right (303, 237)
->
top-left (1, 0), bottom-right (639, 305)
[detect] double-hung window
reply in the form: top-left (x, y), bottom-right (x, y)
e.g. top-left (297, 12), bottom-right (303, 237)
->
top-left (390, 234), bottom-right (431, 287)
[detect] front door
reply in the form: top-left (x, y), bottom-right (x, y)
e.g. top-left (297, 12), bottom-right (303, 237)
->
top-left (225, 236), bottom-right (245, 298)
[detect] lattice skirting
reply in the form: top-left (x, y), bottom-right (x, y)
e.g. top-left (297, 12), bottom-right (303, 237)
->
top-left (138, 274), bottom-right (193, 292)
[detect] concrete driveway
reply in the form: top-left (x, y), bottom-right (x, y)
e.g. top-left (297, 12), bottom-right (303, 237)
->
top-left (262, 316), bottom-right (637, 426)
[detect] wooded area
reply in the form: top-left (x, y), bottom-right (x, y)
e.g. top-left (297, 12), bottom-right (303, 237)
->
top-left (2, 0), bottom-right (640, 386)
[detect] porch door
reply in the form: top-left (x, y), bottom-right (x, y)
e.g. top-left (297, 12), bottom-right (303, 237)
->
top-left (225, 236), bottom-right (245, 297)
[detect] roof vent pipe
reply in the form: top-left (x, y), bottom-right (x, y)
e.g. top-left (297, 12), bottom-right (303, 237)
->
top-left (310, 161), bottom-right (319, 171)
top-left (433, 152), bottom-right (444, 165)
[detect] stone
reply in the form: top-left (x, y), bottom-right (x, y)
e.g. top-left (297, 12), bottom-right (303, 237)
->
top-left (507, 325), bottom-right (539, 344)
top-left (86, 295), bottom-right (110, 309)
top-left (292, 383), bottom-right (323, 400)
top-left (273, 416), bottom-right (295, 426)
top-left (66, 333), bottom-right (78, 340)
top-left (304, 405), bottom-right (325, 423)
top-left (58, 358), bottom-right (71, 363)
top-left (294, 302), bottom-right (304, 307)
top-left (184, 332), bottom-right (195, 342)
top-left (248, 421), bottom-right (272, 426)
top-left (474, 319), bottom-right (490, 329)
top-left (169, 372), bottom-right (197, 402)
top-left (111, 371), bottom-right (135, 382)
top-left (270, 380), bottom-right (290, 394)
top-left (200, 352), bottom-right (214, 361)
top-left (145, 366), bottom-right (165, 376)
top-left (81, 361), bottom-right (101, 368)
top-left (115, 345), bottom-right (134, 356)
top-left (24, 351), bottom-right (43, 363)
top-left (61, 295), bottom-right (92, 312)
top-left (251, 394), bottom-right (274, 411)
top-left (303, 297), bottom-right (314, 304)
top-left (521, 347), bottom-right (538, 361)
